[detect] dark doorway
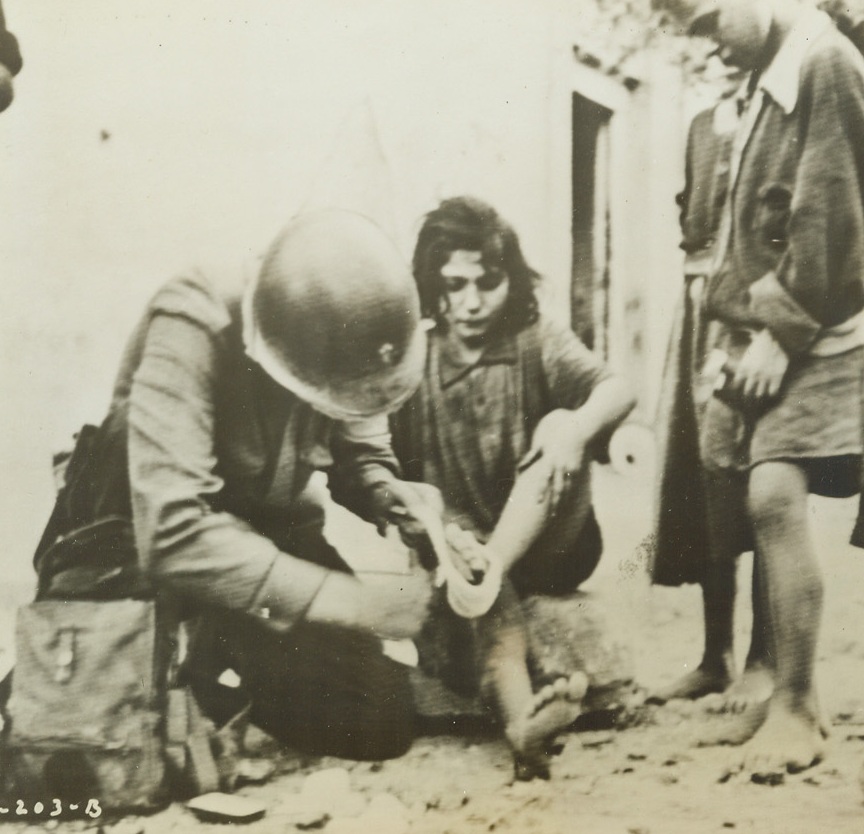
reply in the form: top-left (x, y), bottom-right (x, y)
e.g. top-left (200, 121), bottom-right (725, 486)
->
top-left (571, 93), bottom-right (612, 355)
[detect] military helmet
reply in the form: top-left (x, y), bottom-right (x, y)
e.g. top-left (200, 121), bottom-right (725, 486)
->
top-left (653, 0), bottom-right (720, 34)
top-left (243, 209), bottom-right (426, 420)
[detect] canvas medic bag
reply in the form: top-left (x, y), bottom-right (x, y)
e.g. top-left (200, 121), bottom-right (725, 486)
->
top-left (3, 596), bottom-right (174, 810)
top-left (1, 424), bottom-right (223, 812)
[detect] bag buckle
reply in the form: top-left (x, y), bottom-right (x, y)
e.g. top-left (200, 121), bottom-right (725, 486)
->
top-left (55, 629), bottom-right (76, 683)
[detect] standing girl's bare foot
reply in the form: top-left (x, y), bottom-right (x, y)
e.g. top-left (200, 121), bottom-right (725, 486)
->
top-left (705, 663), bottom-right (774, 715)
top-left (647, 664), bottom-right (732, 705)
top-left (721, 702), bottom-right (826, 779)
top-left (696, 698), bottom-right (769, 747)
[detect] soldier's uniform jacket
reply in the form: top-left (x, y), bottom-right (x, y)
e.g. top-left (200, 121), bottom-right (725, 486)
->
top-left (44, 273), bottom-right (401, 624)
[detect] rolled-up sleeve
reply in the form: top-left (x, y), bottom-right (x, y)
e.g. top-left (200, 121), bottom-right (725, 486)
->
top-left (128, 312), bottom-right (328, 627)
top-left (540, 319), bottom-right (611, 409)
top-left (327, 414), bottom-right (402, 519)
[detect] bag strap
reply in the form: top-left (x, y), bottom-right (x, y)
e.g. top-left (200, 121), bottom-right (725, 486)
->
top-left (33, 421), bottom-right (151, 601)
top-left (165, 687), bottom-right (233, 796)
top-left (33, 425), bottom-right (100, 572)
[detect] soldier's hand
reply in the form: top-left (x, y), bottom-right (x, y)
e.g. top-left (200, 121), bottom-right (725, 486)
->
top-left (308, 568), bottom-right (433, 639)
top-left (356, 569), bottom-right (434, 639)
top-left (369, 479), bottom-right (445, 548)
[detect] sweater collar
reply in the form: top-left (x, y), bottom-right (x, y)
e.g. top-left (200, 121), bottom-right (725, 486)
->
top-left (755, 6), bottom-right (831, 115)
top-left (437, 330), bottom-right (518, 388)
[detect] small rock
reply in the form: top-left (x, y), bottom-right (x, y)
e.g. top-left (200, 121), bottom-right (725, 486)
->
top-left (301, 767), bottom-right (352, 800)
top-left (580, 730), bottom-right (615, 748)
top-left (507, 781), bottom-right (536, 799)
top-left (292, 801), bottom-right (329, 830)
top-left (327, 794), bottom-right (409, 834)
top-left (751, 771), bottom-right (785, 787)
top-left (296, 766), bottom-right (366, 819)
top-left (335, 792), bottom-right (367, 819)
top-left (235, 757), bottom-right (276, 785)
top-left (422, 789), bottom-right (468, 813)
top-left (186, 794), bottom-right (266, 825)
top-left (366, 793), bottom-right (408, 820)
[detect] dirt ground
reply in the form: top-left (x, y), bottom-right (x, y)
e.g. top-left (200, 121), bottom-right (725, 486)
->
top-left (2, 463), bottom-right (864, 834)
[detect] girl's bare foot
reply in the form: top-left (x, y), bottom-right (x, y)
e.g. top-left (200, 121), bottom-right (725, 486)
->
top-left (506, 672), bottom-right (588, 781)
top-left (647, 664), bottom-right (732, 705)
top-left (696, 698), bottom-right (769, 748)
top-left (721, 703), bottom-right (825, 779)
top-left (705, 664), bottom-right (773, 715)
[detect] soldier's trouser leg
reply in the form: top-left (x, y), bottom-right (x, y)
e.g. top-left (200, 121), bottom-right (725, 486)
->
top-left (208, 616), bottom-right (414, 761)
top-left (184, 524), bottom-right (413, 762)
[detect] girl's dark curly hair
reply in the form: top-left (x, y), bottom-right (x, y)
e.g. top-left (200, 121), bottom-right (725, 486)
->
top-left (412, 196), bottom-right (540, 334)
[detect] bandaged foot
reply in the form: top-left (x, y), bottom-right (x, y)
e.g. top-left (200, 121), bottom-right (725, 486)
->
top-left (444, 523), bottom-right (491, 582)
top-left (720, 703), bottom-right (826, 780)
top-left (506, 672), bottom-right (588, 781)
top-left (440, 524), bottom-right (502, 618)
top-left (647, 665), bottom-right (732, 705)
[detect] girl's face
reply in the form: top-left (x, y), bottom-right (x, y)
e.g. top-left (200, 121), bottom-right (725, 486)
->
top-left (439, 249), bottom-right (510, 346)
